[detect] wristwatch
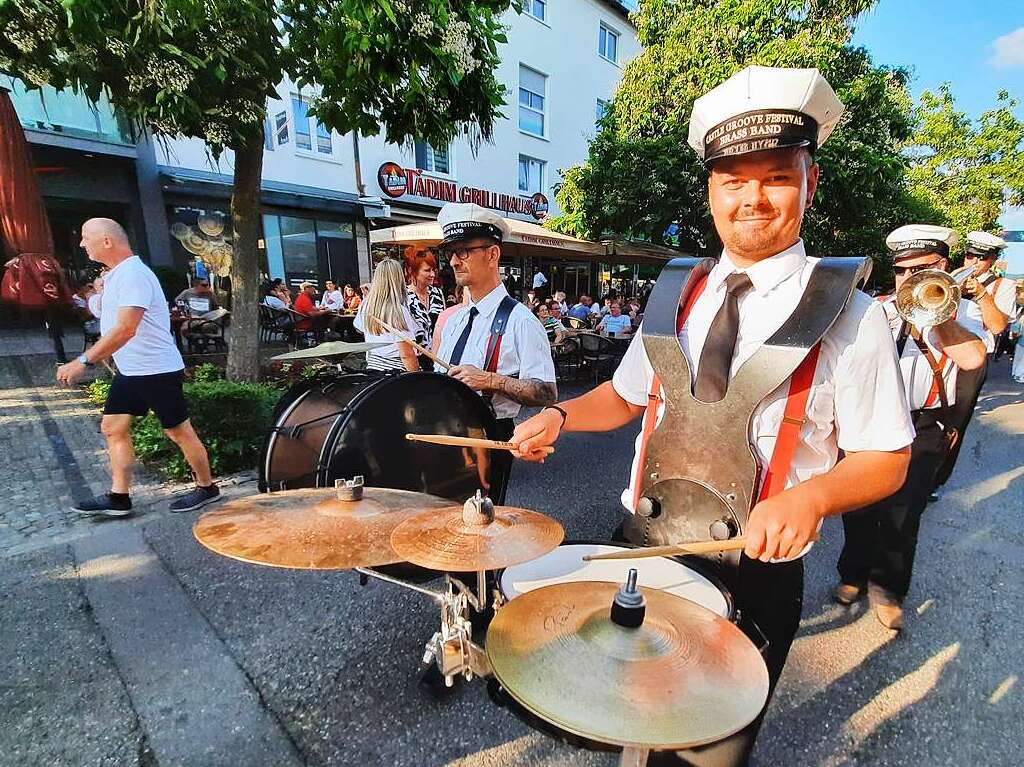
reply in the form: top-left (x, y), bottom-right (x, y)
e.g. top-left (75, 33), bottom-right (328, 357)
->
top-left (77, 354), bottom-right (94, 367)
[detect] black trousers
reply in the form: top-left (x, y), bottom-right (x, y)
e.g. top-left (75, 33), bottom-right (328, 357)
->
top-left (604, 535), bottom-right (804, 767)
top-left (933, 359), bottom-right (986, 489)
top-left (44, 307), bottom-right (68, 362)
top-left (489, 418), bottom-right (515, 505)
top-left (838, 410), bottom-right (949, 598)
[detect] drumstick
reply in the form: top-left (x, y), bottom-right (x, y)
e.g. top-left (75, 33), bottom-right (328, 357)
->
top-left (371, 315), bottom-right (451, 371)
top-left (582, 534), bottom-right (820, 561)
top-left (405, 433), bottom-right (554, 455)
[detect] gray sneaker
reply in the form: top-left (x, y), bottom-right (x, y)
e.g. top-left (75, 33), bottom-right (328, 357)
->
top-left (72, 494), bottom-right (134, 518)
top-left (169, 485), bottom-right (221, 513)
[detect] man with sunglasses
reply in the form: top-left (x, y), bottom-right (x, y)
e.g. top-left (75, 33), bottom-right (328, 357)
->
top-left (835, 224), bottom-right (986, 630)
top-left (434, 202), bottom-right (556, 502)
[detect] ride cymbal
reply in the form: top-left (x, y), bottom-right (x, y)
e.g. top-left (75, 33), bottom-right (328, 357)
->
top-left (486, 581), bottom-right (769, 749)
top-left (193, 487), bottom-right (450, 570)
top-left (389, 505), bottom-right (563, 571)
top-left (271, 340), bottom-right (388, 361)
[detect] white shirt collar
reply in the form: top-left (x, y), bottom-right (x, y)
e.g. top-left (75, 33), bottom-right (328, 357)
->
top-left (468, 283), bottom-right (510, 315)
top-left (708, 240), bottom-right (808, 296)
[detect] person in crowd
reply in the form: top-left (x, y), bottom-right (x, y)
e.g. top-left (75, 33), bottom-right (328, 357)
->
top-left (435, 202), bottom-right (556, 503)
top-left (532, 268), bottom-right (548, 300)
top-left (353, 258), bottom-right (421, 372)
top-left (432, 285), bottom-right (469, 356)
top-left (261, 284), bottom-right (293, 335)
top-left (598, 296), bottom-right (614, 316)
top-left (568, 295), bottom-right (595, 321)
top-left (524, 289), bottom-right (539, 309)
top-left (597, 299), bottom-right (633, 337)
top-left (535, 303), bottom-right (567, 344)
top-left (57, 218), bottom-right (220, 516)
top-left (261, 284), bottom-right (288, 311)
top-left (359, 282), bottom-right (370, 299)
top-left (293, 282), bottom-right (331, 333)
top-left (406, 248), bottom-right (446, 348)
top-left (87, 276), bottom-right (104, 319)
top-left (342, 283), bottom-right (362, 311)
top-left (174, 279), bottom-right (219, 314)
top-left (553, 290), bottom-right (569, 315)
top-left (626, 297), bottom-right (642, 322)
top-left (836, 225), bottom-right (987, 630)
top-left (510, 66), bottom-right (913, 765)
top-left (319, 280), bottom-right (344, 311)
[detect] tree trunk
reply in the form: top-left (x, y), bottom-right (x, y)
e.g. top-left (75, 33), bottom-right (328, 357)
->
top-left (226, 127), bottom-right (265, 382)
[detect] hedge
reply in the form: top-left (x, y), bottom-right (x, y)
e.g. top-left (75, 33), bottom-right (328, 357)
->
top-left (86, 369), bottom-right (283, 481)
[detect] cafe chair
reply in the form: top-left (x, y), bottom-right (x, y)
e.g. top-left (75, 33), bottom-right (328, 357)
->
top-left (577, 332), bottom-right (618, 383)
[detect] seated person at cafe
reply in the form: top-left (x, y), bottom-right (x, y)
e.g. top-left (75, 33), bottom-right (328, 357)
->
top-left (568, 294), bottom-right (596, 321)
top-left (343, 284), bottom-right (362, 310)
top-left (293, 282), bottom-right (331, 331)
top-left (175, 279), bottom-right (219, 314)
top-left (597, 299), bottom-right (632, 336)
top-left (535, 303), bottom-right (567, 344)
top-left (319, 280), bottom-right (344, 311)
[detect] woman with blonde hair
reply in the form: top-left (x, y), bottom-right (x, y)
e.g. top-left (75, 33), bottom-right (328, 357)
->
top-left (353, 258), bottom-right (422, 372)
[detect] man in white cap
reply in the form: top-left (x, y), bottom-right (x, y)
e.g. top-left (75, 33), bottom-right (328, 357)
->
top-left (836, 225), bottom-right (986, 629)
top-left (511, 66), bottom-right (914, 765)
top-left (950, 230), bottom-right (1014, 351)
top-left (434, 202), bottom-right (556, 503)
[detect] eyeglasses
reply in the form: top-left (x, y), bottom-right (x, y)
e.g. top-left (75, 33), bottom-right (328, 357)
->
top-left (444, 244), bottom-right (492, 261)
top-left (893, 262), bottom-right (942, 276)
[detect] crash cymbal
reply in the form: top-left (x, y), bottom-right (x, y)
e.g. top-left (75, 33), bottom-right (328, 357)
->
top-left (389, 505), bottom-right (563, 572)
top-left (271, 340), bottom-right (389, 361)
top-left (486, 581), bottom-right (769, 749)
top-left (193, 487), bottom-right (450, 570)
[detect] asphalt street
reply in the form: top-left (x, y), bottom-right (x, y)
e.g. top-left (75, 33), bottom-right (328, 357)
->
top-left (2, 361), bottom-right (1022, 766)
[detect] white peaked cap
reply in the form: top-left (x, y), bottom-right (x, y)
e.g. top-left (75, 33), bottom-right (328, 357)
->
top-left (965, 231), bottom-right (1007, 255)
top-left (688, 66), bottom-right (845, 163)
top-left (886, 224), bottom-right (959, 260)
top-left (437, 202), bottom-right (511, 247)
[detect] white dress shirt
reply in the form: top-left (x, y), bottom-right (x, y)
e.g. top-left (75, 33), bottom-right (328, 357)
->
top-left (437, 284), bottom-right (555, 419)
top-left (319, 289), bottom-right (344, 311)
top-left (612, 242), bottom-right (916, 543)
top-left (878, 297), bottom-right (985, 411)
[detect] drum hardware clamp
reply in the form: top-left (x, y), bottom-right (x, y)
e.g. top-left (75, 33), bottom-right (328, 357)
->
top-left (334, 475), bottom-right (364, 501)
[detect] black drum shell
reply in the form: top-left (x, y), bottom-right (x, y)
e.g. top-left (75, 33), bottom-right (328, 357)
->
top-left (260, 371), bottom-right (499, 502)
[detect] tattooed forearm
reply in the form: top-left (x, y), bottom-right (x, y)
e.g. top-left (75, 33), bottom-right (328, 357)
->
top-left (496, 376), bottom-right (557, 406)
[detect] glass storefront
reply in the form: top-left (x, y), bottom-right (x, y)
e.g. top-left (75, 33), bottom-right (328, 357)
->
top-left (262, 214), bottom-right (358, 289)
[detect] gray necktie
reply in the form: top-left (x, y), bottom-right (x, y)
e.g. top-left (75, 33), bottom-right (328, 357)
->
top-left (694, 272), bottom-right (753, 402)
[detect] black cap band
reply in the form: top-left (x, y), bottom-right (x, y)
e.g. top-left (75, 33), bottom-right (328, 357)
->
top-left (440, 221), bottom-right (503, 246)
top-left (704, 109), bottom-right (818, 162)
top-left (966, 244), bottom-right (999, 258)
top-left (893, 239), bottom-right (949, 260)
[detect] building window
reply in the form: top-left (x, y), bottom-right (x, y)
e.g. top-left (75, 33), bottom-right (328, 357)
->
top-left (518, 65), bottom-right (546, 137)
top-left (415, 141), bottom-right (451, 174)
top-left (290, 95), bottom-right (334, 155)
top-left (518, 155), bottom-right (546, 194)
top-left (274, 110), bottom-right (289, 145)
top-left (598, 23), bottom-right (619, 63)
top-left (262, 215), bottom-right (357, 288)
top-left (596, 99), bottom-right (610, 124)
top-left (527, 0), bottom-right (546, 22)
top-left (263, 116), bottom-right (275, 151)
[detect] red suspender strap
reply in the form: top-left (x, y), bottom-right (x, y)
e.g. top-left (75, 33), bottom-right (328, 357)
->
top-left (756, 343), bottom-right (821, 502)
top-left (631, 274), bottom-right (709, 509)
top-left (484, 335), bottom-right (503, 373)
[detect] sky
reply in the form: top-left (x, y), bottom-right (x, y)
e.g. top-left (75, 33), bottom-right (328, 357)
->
top-left (852, 0), bottom-right (1024, 230)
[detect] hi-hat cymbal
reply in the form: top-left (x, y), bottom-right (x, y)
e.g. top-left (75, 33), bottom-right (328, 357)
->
top-left (193, 487), bottom-right (450, 569)
top-left (486, 581), bottom-right (769, 749)
top-left (389, 505), bottom-right (563, 571)
top-left (271, 340), bottom-right (388, 361)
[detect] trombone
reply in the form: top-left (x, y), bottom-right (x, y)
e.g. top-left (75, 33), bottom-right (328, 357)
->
top-left (895, 269), bottom-right (961, 327)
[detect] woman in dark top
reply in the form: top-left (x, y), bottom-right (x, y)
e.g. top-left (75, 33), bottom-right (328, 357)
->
top-left (405, 248), bottom-right (445, 347)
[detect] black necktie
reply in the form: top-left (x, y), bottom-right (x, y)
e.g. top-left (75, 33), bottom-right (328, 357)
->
top-left (449, 306), bottom-right (479, 366)
top-left (694, 272), bottom-right (753, 402)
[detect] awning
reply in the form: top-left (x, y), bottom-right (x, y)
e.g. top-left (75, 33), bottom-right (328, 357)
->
top-left (370, 218), bottom-right (679, 264)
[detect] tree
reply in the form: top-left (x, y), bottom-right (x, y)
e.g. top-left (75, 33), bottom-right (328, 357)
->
top-left (549, 0), bottom-right (917, 270)
top-left (905, 84), bottom-right (1024, 245)
top-left (1, 0), bottom-right (512, 380)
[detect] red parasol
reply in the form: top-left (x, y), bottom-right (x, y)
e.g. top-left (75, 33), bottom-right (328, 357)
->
top-left (0, 86), bottom-right (71, 309)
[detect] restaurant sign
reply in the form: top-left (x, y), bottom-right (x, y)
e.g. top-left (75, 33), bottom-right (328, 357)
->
top-left (377, 162), bottom-right (549, 221)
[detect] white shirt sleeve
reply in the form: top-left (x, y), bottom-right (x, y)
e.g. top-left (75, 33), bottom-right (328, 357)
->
top-left (612, 329), bottom-right (656, 407)
top-left (117, 264), bottom-right (155, 309)
top-left (993, 278), bottom-right (1017, 317)
top-left (834, 299), bottom-right (916, 453)
top-left (514, 311), bottom-right (557, 383)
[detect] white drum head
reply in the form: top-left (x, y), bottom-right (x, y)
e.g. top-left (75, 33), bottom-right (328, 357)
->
top-left (499, 543), bottom-right (731, 618)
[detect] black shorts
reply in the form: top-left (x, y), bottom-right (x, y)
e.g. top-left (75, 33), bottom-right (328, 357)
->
top-left (103, 370), bottom-right (189, 429)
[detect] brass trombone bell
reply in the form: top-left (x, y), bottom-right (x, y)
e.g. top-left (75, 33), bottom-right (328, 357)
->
top-left (895, 269), bottom-right (961, 327)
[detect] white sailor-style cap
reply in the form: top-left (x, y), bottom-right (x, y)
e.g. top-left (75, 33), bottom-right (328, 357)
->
top-left (437, 202), bottom-right (510, 247)
top-left (965, 231), bottom-right (1007, 258)
top-left (688, 66), bottom-right (845, 164)
top-left (886, 224), bottom-right (959, 261)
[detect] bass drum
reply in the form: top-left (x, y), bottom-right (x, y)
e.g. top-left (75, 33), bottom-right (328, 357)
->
top-left (260, 371), bottom-right (499, 502)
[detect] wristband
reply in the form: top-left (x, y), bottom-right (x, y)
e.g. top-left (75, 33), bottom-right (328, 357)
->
top-left (543, 404), bottom-right (568, 428)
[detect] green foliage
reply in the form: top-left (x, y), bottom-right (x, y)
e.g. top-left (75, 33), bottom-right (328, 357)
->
top-left (548, 0), bottom-right (917, 268)
top-left (87, 376), bottom-right (282, 480)
top-left (187, 362), bottom-right (226, 383)
top-left (0, 0), bottom-right (282, 151)
top-left (282, 0), bottom-right (513, 148)
top-left (905, 85), bottom-right (1024, 244)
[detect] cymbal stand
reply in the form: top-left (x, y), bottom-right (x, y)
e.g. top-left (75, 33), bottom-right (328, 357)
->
top-left (620, 747), bottom-right (650, 766)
